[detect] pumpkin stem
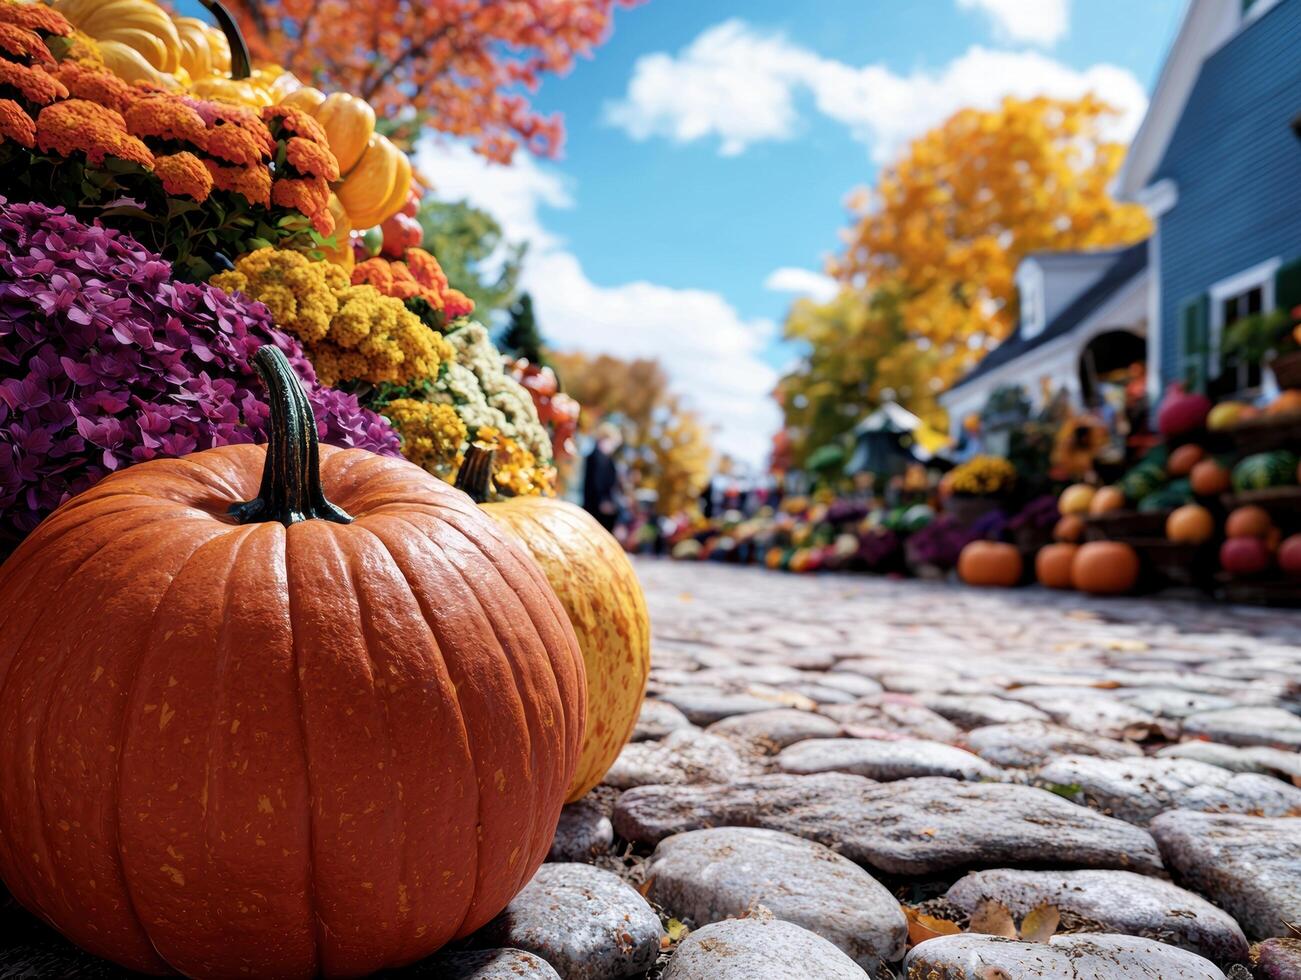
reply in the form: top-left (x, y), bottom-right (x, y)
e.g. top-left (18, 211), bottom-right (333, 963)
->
top-left (229, 346), bottom-right (353, 527)
top-left (454, 443), bottom-right (496, 503)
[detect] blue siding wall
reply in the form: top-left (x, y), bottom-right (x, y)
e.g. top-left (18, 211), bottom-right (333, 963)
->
top-left (1155, 0), bottom-right (1301, 386)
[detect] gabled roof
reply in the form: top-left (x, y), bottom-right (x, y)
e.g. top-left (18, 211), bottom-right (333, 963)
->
top-left (946, 241), bottom-right (1149, 393)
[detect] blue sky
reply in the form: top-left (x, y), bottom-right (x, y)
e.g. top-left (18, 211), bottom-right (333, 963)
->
top-left (417, 0), bottom-right (1185, 466)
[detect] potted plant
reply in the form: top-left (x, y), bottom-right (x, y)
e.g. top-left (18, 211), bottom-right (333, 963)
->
top-left (944, 454), bottom-right (1018, 525)
top-left (1223, 306), bottom-right (1301, 389)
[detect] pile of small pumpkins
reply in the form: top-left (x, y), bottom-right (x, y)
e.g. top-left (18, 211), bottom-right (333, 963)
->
top-left (0, 351), bottom-right (651, 976)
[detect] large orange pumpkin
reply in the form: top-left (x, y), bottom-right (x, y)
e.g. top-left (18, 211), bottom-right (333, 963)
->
top-left (1053, 514), bottom-right (1085, 543)
top-left (958, 540), bottom-right (1023, 587)
top-left (1088, 486), bottom-right (1127, 515)
top-left (1072, 541), bottom-right (1141, 595)
top-left (0, 348), bottom-right (586, 978)
top-left (456, 446), bottom-right (650, 802)
top-left (1036, 543), bottom-right (1078, 589)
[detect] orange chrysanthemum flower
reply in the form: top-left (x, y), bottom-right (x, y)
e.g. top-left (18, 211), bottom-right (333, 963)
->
top-left (36, 99), bottom-right (152, 168)
top-left (271, 174), bottom-right (330, 217)
top-left (154, 151), bottom-right (212, 202)
top-left (284, 135), bottom-right (338, 181)
top-left (205, 158), bottom-right (271, 207)
top-left (56, 61), bottom-right (133, 114)
top-left (124, 93), bottom-right (207, 145)
top-left (350, 257), bottom-right (395, 293)
top-left (0, 96), bottom-right (33, 148)
top-left (187, 97), bottom-right (273, 158)
top-left (0, 58), bottom-right (67, 106)
top-left (0, 22), bottom-right (55, 68)
top-left (261, 104), bottom-right (328, 145)
top-left (0, 1), bottom-right (71, 37)
top-left (405, 247), bottom-right (450, 294)
top-left (203, 121), bottom-right (270, 166)
top-left (443, 288), bottom-right (474, 319)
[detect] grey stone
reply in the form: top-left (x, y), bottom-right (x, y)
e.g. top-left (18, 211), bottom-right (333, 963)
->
top-left (965, 720), bottom-right (1143, 768)
top-left (418, 949), bottom-right (561, 979)
top-left (1255, 938), bottom-right (1301, 980)
top-left (812, 672), bottom-right (886, 698)
top-left (1007, 691), bottom-right (1168, 740)
top-left (777, 737), bottom-right (997, 781)
top-left (781, 683), bottom-right (858, 705)
top-left (1114, 688), bottom-right (1238, 720)
top-left (479, 864), bottom-right (662, 980)
top-left (1156, 742), bottom-right (1301, 781)
top-left (548, 797), bottom-right (614, 862)
top-left (945, 869), bottom-right (1248, 963)
top-left (645, 827), bottom-right (906, 970)
top-left (823, 695), bottom-right (963, 742)
top-left (707, 709), bottom-right (841, 752)
top-left (604, 728), bottom-right (754, 789)
top-left (614, 773), bottom-right (1162, 875)
top-left (1181, 708), bottom-right (1301, 750)
top-left (632, 699), bottom-right (694, 741)
top-left (1036, 756), bottom-right (1301, 824)
top-left (661, 917), bottom-right (868, 980)
top-left (920, 693), bottom-right (1051, 729)
top-left (1151, 810), bottom-right (1301, 940)
top-left (655, 688), bottom-right (787, 725)
top-left (902, 933), bottom-right (1226, 979)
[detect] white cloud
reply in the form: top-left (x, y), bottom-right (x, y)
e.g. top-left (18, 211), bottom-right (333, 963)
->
top-left (605, 21), bottom-right (1145, 162)
top-left (417, 140), bottom-right (780, 467)
top-left (956, 0), bottom-right (1070, 46)
top-left (764, 267), bottom-right (839, 303)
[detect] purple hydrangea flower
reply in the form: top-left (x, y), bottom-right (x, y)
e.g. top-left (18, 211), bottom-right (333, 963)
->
top-left (0, 196), bottom-right (402, 544)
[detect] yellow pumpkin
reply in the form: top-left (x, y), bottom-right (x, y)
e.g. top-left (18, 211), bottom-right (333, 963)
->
top-left (335, 134), bottom-right (410, 228)
top-left (57, 0), bottom-right (182, 74)
top-left (456, 447), bottom-right (649, 802)
top-left (319, 194), bottom-right (354, 272)
top-left (280, 84), bottom-right (328, 115)
top-left (1058, 484), bottom-right (1096, 515)
top-left (315, 92), bottom-right (376, 174)
top-left (173, 15), bottom-right (231, 79)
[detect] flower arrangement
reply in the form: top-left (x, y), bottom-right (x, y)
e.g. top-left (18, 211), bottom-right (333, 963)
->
top-left (0, 196), bottom-right (399, 544)
top-left (352, 247), bottom-right (475, 327)
top-left (440, 322), bottom-right (551, 462)
top-left (212, 247), bottom-right (455, 387)
top-left (949, 454), bottom-right (1018, 496)
top-left (0, 2), bottom-right (338, 278)
top-left (381, 398), bottom-right (466, 480)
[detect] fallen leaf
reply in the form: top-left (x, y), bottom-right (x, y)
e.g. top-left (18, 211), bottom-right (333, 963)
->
top-left (1106, 639), bottom-right (1149, 651)
top-left (903, 906), bottom-right (961, 947)
top-left (1020, 903), bottom-right (1060, 943)
top-left (968, 900), bottom-right (1017, 940)
top-left (636, 876), bottom-right (655, 897)
top-left (1091, 680), bottom-right (1122, 689)
top-left (665, 918), bottom-right (689, 942)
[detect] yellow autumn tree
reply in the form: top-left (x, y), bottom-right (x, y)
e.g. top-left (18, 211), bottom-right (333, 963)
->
top-left (550, 351), bottom-right (713, 515)
top-left (777, 287), bottom-right (945, 469)
top-left (829, 94), bottom-right (1152, 389)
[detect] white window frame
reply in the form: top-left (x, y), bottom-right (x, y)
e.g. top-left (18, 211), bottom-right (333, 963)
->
top-left (1208, 256), bottom-right (1280, 373)
top-left (1018, 263), bottom-right (1046, 340)
top-left (1244, 0), bottom-right (1283, 26)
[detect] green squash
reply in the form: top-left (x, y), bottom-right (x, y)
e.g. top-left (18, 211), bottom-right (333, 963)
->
top-left (1119, 462), bottom-right (1166, 502)
top-left (1232, 451), bottom-right (1300, 491)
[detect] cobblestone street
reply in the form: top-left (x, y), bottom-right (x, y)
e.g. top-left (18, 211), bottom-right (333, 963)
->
top-left (548, 559), bottom-right (1300, 980)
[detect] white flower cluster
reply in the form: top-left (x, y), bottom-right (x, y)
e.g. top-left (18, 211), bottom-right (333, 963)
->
top-left (434, 323), bottom-right (551, 461)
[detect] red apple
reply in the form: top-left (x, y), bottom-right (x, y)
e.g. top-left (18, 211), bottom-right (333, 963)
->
top-left (1220, 537), bottom-right (1273, 578)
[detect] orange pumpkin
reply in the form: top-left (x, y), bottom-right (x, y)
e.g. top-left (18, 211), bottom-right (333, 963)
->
top-left (1167, 444), bottom-right (1205, 477)
top-left (1190, 459), bottom-right (1231, 496)
top-left (1225, 505), bottom-right (1273, 539)
top-left (1036, 543), bottom-right (1078, 589)
top-left (1053, 514), bottom-right (1085, 543)
top-left (1088, 486), bottom-right (1127, 515)
top-left (958, 540), bottom-right (1023, 587)
top-left (0, 348), bottom-right (586, 978)
top-left (1166, 504), bottom-right (1215, 544)
top-left (456, 446), bottom-right (650, 803)
top-left (1266, 389), bottom-right (1301, 417)
top-left (1072, 541), bottom-right (1141, 595)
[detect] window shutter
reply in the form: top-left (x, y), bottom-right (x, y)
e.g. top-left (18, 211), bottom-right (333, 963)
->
top-left (1178, 294), bottom-right (1210, 393)
top-left (1275, 257), bottom-right (1301, 312)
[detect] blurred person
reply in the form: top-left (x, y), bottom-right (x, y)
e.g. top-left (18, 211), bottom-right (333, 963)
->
top-left (583, 422), bottom-right (623, 533)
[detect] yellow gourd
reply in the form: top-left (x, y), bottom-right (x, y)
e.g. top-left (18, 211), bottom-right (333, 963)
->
top-left (456, 447), bottom-right (650, 802)
top-left (314, 93), bottom-right (376, 174)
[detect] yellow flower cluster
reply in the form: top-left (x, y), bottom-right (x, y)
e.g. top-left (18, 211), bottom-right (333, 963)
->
top-left (212, 247), bottom-right (453, 387)
top-left (949, 454), bottom-right (1017, 496)
top-left (382, 398), bottom-right (466, 479)
top-left (465, 425), bottom-right (555, 498)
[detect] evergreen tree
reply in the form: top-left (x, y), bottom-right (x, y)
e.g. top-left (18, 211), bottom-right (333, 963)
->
top-left (501, 293), bottom-right (546, 364)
